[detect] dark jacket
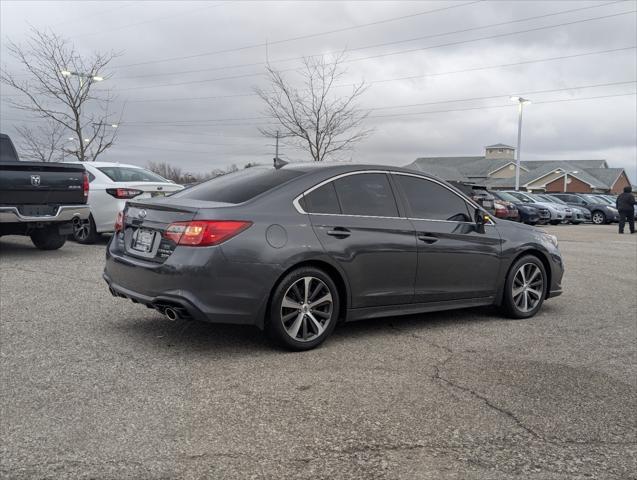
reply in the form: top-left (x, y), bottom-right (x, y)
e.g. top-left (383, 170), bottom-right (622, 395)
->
top-left (616, 192), bottom-right (636, 211)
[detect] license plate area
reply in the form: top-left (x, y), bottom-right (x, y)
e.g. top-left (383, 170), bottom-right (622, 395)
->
top-left (131, 228), bottom-right (157, 253)
top-left (481, 200), bottom-right (494, 209)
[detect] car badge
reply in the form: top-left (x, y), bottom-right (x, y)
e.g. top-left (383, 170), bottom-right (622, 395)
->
top-left (30, 175), bottom-right (41, 186)
top-left (138, 210), bottom-right (147, 219)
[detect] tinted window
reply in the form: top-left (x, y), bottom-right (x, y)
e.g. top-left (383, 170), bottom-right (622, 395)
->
top-left (87, 171), bottom-right (96, 182)
top-left (394, 174), bottom-right (471, 221)
top-left (301, 182), bottom-right (341, 214)
top-left (0, 136), bottom-right (19, 162)
top-left (173, 167), bottom-right (304, 204)
top-left (98, 167), bottom-right (169, 183)
top-left (333, 173), bottom-right (398, 217)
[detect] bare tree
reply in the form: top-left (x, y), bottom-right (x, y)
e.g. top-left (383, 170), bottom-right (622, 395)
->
top-left (15, 120), bottom-right (66, 162)
top-left (255, 53), bottom-right (372, 162)
top-left (1, 28), bottom-right (121, 162)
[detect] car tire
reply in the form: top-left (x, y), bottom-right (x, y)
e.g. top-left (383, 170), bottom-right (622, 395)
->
top-left (30, 227), bottom-right (66, 250)
top-left (500, 255), bottom-right (547, 319)
top-left (266, 266), bottom-right (340, 351)
top-left (591, 211), bottom-right (606, 225)
top-left (73, 214), bottom-right (99, 244)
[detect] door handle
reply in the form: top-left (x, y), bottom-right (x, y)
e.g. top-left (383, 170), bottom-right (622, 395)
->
top-left (417, 234), bottom-right (438, 244)
top-left (327, 227), bottom-right (351, 238)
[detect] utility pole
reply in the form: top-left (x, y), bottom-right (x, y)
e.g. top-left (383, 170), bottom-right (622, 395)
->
top-left (275, 130), bottom-right (280, 161)
top-left (510, 96), bottom-right (531, 191)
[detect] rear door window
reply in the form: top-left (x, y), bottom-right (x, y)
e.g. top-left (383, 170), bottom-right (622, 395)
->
top-left (174, 167), bottom-right (305, 204)
top-left (333, 173), bottom-right (399, 217)
top-left (301, 182), bottom-right (341, 214)
top-left (393, 174), bottom-right (472, 221)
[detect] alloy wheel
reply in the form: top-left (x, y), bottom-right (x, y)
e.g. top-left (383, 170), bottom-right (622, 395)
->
top-left (74, 219), bottom-right (91, 241)
top-left (592, 212), bottom-right (604, 224)
top-left (511, 263), bottom-right (544, 313)
top-left (281, 276), bottom-right (333, 342)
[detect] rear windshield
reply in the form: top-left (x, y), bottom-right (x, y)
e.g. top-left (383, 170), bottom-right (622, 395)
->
top-left (98, 166), bottom-right (169, 183)
top-left (172, 167), bottom-right (305, 204)
top-left (0, 136), bottom-right (19, 162)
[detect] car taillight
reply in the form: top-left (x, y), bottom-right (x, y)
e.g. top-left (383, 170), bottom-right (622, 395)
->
top-left (114, 211), bottom-right (124, 233)
top-left (164, 220), bottom-right (252, 246)
top-left (106, 188), bottom-right (143, 199)
top-left (82, 172), bottom-right (90, 199)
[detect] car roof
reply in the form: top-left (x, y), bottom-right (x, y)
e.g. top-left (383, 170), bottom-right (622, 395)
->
top-left (281, 161), bottom-right (439, 177)
top-left (72, 161), bottom-right (147, 169)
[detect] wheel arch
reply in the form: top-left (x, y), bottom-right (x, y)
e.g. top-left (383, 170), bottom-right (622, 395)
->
top-left (497, 247), bottom-right (552, 304)
top-left (257, 257), bottom-right (350, 330)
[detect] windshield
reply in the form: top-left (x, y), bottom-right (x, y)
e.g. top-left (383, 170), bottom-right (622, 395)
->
top-left (583, 194), bottom-right (610, 205)
top-left (493, 191), bottom-right (520, 202)
top-left (171, 167), bottom-right (306, 204)
top-left (542, 195), bottom-right (566, 205)
top-left (506, 191), bottom-right (535, 203)
top-left (98, 166), bottom-right (169, 183)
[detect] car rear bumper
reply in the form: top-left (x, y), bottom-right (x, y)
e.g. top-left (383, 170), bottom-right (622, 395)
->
top-left (0, 205), bottom-right (90, 223)
top-left (104, 239), bottom-right (281, 327)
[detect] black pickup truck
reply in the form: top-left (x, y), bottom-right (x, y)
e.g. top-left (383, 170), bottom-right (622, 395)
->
top-left (0, 133), bottom-right (90, 250)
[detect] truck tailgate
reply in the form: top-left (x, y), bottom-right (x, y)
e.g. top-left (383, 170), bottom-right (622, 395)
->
top-left (0, 162), bottom-right (86, 206)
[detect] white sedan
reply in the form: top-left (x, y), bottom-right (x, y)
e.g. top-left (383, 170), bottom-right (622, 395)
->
top-left (73, 161), bottom-right (184, 244)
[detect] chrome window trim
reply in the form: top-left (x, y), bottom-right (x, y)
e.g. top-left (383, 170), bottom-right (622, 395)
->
top-left (292, 169), bottom-right (496, 226)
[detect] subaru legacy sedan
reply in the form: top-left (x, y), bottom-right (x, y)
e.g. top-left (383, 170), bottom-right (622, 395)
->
top-left (104, 164), bottom-right (563, 350)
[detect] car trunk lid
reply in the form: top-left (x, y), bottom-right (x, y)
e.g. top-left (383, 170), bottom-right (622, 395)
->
top-left (119, 199), bottom-right (232, 262)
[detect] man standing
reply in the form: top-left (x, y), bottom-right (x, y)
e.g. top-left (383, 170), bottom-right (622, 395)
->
top-left (616, 186), bottom-right (636, 234)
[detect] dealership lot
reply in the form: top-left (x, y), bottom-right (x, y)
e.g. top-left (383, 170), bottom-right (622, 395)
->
top-left (1, 225), bottom-right (635, 479)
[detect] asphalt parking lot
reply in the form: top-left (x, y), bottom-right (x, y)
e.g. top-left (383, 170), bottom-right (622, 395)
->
top-left (1, 224), bottom-right (635, 479)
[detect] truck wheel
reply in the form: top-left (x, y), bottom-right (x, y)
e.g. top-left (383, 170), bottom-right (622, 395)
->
top-left (73, 215), bottom-right (99, 244)
top-left (30, 227), bottom-right (66, 250)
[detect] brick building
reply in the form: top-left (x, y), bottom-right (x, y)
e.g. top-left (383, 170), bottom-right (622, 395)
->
top-left (405, 144), bottom-right (632, 194)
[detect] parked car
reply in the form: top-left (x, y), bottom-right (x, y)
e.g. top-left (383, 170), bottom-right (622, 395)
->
top-left (600, 194), bottom-right (637, 217)
top-left (104, 164), bottom-right (564, 351)
top-left (490, 190), bottom-right (545, 225)
top-left (0, 133), bottom-right (90, 250)
top-left (536, 194), bottom-right (589, 224)
top-left (494, 199), bottom-right (519, 221)
top-left (450, 183), bottom-right (496, 216)
top-left (72, 162), bottom-right (184, 244)
top-left (503, 191), bottom-right (569, 225)
top-left (550, 193), bottom-right (619, 225)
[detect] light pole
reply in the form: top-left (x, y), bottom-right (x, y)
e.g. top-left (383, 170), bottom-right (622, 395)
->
top-left (511, 96), bottom-right (531, 191)
top-left (559, 169), bottom-right (579, 192)
top-left (61, 70), bottom-right (103, 89)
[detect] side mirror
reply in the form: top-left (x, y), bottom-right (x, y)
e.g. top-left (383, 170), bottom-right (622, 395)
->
top-left (475, 208), bottom-right (486, 234)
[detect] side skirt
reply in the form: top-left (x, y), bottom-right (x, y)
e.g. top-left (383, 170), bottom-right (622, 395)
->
top-left (346, 296), bottom-right (496, 322)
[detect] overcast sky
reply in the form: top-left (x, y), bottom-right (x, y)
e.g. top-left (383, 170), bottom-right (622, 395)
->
top-left (1, 0), bottom-right (636, 181)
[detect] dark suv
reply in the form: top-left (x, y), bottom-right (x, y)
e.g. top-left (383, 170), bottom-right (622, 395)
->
top-left (551, 193), bottom-right (619, 225)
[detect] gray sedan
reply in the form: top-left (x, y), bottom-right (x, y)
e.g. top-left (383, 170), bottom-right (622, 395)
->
top-left (104, 164), bottom-right (564, 350)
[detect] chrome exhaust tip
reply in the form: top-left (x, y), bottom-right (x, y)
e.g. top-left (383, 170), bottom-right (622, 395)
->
top-left (164, 307), bottom-right (179, 321)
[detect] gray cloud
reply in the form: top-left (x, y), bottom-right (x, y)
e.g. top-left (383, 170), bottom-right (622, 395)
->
top-left (1, 0), bottom-right (635, 180)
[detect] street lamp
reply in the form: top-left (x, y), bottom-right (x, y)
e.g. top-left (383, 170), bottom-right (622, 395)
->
top-left (60, 70), bottom-right (103, 83)
top-left (510, 96), bottom-right (531, 191)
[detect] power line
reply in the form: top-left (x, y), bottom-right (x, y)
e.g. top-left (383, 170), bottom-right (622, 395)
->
top-left (367, 92), bottom-right (636, 119)
top-left (119, 80), bottom-right (637, 125)
top-left (71, 2), bottom-right (228, 39)
top-left (116, 0), bottom-right (625, 80)
top-left (370, 80), bottom-right (637, 111)
top-left (119, 46), bottom-right (636, 103)
top-left (112, 9), bottom-right (637, 92)
top-left (113, 0), bottom-right (484, 69)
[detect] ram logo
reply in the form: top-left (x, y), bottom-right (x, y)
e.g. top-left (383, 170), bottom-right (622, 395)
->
top-left (30, 175), bottom-right (41, 187)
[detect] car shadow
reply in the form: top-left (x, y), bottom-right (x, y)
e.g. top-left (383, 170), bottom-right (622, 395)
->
top-left (0, 237), bottom-right (79, 258)
top-left (112, 305), bottom-right (505, 356)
